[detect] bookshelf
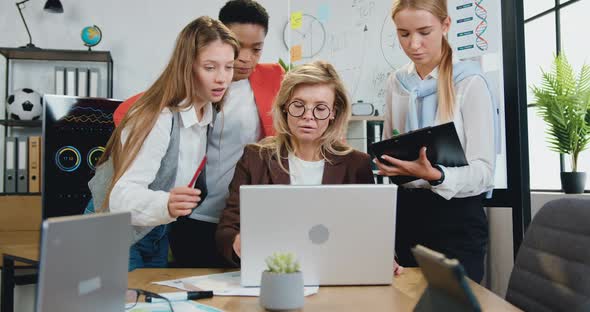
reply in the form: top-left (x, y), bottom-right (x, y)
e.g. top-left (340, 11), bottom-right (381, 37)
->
top-left (0, 120), bottom-right (41, 127)
top-left (0, 194), bottom-right (41, 231)
top-left (350, 115), bottom-right (385, 122)
top-left (0, 47), bottom-right (114, 195)
top-left (347, 115), bottom-right (384, 157)
top-left (0, 47), bottom-right (113, 97)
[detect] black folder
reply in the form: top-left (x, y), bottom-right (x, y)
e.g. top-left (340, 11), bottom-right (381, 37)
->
top-left (369, 122), bottom-right (467, 185)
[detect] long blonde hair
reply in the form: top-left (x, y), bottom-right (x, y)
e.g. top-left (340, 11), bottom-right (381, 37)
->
top-left (96, 16), bottom-right (239, 212)
top-left (256, 60), bottom-right (352, 172)
top-left (392, 0), bottom-right (455, 122)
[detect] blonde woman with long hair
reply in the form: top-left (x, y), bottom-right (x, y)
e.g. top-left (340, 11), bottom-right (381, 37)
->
top-left (215, 61), bottom-right (375, 265)
top-left (376, 0), bottom-right (498, 282)
top-left (110, 1), bottom-right (284, 269)
top-left (95, 16), bottom-right (239, 271)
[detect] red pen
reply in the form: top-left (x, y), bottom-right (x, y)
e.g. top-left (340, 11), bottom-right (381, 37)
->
top-left (188, 156), bottom-right (207, 188)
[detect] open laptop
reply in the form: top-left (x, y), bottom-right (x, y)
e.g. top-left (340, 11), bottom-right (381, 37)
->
top-left (35, 212), bottom-right (131, 312)
top-left (240, 184), bottom-right (397, 286)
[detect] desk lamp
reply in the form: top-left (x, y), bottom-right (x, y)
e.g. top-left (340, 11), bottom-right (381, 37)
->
top-left (16, 0), bottom-right (64, 48)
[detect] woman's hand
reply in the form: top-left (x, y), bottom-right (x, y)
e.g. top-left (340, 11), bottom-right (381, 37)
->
top-left (233, 234), bottom-right (241, 257)
top-left (374, 147), bottom-right (441, 181)
top-left (393, 260), bottom-right (404, 276)
top-left (167, 186), bottom-right (201, 218)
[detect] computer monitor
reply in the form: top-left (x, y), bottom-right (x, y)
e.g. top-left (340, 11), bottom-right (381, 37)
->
top-left (42, 95), bottom-right (121, 218)
top-left (240, 184), bottom-right (397, 286)
top-left (35, 212), bottom-right (131, 312)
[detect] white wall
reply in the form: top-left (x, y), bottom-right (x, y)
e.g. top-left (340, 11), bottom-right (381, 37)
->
top-left (0, 0), bottom-right (289, 100)
top-left (486, 207), bottom-right (515, 298)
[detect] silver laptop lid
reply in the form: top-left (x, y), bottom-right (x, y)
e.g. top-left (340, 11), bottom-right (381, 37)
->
top-left (240, 184), bottom-right (397, 286)
top-left (36, 212), bottom-right (131, 312)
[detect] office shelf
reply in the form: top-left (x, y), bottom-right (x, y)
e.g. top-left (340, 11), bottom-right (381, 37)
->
top-left (350, 115), bottom-right (385, 121)
top-left (0, 120), bottom-right (42, 127)
top-left (0, 47), bottom-right (112, 63)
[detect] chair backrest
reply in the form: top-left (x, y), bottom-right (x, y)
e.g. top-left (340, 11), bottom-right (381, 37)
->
top-left (506, 198), bottom-right (590, 312)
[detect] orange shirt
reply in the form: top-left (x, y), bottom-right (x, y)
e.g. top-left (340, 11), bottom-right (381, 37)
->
top-left (113, 63), bottom-right (284, 137)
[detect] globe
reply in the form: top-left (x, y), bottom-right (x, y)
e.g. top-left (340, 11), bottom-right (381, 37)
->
top-left (81, 25), bottom-right (102, 48)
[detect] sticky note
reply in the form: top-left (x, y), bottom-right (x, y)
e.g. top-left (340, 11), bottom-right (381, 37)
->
top-left (291, 11), bottom-right (303, 29)
top-left (290, 45), bottom-right (302, 62)
top-left (318, 4), bottom-right (330, 22)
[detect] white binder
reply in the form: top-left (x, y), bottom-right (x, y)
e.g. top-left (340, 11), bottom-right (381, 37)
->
top-left (89, 69), bottom-right (99, 97)
top-left (4, 137), bottom-right (17, 193)
top-left (17, 137), bottom-right (28, 193)
top-left (65, 68), bottom-right (76, 96)
top-left (55, 67), bottom-right (65, 95)
top-left (77, 68), bottom-right (88, 96)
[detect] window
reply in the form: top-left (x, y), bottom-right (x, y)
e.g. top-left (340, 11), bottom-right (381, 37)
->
top-left (525, 14), bottom-right (559, 190)
top-left (524, 0), bottom-right (590, 190)
top-left (524, 0), bottom-right (556, 19)
top-left (561, 0), bottom-right (590, 178)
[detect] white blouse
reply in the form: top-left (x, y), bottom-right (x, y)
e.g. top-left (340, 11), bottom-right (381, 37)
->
top-left (109, 102), bottom-right (213, 226)
top-left (383, 62), bottom-right (495, 199)
top-left (288, 153), bottom-right (325, 185)
top-left (192, 79), bottom-right (261, 223)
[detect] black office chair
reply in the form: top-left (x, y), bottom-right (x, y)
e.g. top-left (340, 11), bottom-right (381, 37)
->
top-left (506, 198), bottom-right (590, 312)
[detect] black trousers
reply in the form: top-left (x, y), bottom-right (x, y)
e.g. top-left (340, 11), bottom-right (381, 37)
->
top-left (169, 217), bottom-right (230, 268)
top-left (395, 188), bottom-right (488, 282)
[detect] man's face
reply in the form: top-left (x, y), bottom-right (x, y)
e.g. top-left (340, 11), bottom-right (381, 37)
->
top-left (227, 23), bottom-right (266, 81)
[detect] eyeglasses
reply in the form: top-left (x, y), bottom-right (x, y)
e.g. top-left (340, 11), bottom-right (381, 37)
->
top-left (126, 288), bottom-right (174, 311)
top-left (286, 101), bottom-right (332, 120)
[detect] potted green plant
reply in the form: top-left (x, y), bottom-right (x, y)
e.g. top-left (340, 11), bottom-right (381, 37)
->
top-left (259, 252), bottom-right (304, 310)
top-left (532, 53), bottom-right (590, 193)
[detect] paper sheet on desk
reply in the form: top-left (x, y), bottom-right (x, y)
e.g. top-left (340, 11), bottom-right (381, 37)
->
top-left (129, 300), bottom-right (224, 312)
top-left (153, 271), bottom-right (319, 297)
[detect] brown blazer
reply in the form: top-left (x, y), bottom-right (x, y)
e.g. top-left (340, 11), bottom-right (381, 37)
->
top-left (215, 144), bottom-right (375, 266)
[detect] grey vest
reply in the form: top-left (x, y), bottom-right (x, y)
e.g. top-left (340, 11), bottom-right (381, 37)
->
top-left (88, 111), bottom-right (180, 244)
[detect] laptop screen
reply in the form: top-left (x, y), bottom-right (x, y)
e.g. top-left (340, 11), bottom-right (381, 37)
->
top-left (42, 95), bottom-right (121, 219)
top-left (36, 212), bottom-right (131, 312)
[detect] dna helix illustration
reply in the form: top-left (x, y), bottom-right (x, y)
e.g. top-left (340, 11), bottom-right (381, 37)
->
top-left (474, 0), bottom-right (489, 51)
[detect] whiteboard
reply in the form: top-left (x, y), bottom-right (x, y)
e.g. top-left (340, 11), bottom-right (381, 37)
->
top-left (285, 0), bottom-right (507, 188)
top-left (286, 0), bottom-right (409, 115)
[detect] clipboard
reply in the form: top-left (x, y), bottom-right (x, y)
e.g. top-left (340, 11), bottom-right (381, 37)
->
top-left (369, 122), bottom-right (467, 185)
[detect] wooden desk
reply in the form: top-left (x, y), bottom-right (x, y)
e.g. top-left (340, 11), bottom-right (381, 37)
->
top-left (129, 268), bottom-right (522, 311)
top-left (0, 237), bottom-right (40, 312)
top-left (0, 232), bottom-right (40, 266)
top-left (0, 240), bottom-right (521, 312)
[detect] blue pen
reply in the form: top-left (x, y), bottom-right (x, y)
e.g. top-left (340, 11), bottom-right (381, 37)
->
top-left (145, 291), bottom-right (214, 302)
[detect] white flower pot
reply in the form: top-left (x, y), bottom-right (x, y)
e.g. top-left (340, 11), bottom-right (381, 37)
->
top-left (259, 271), bottom-right (304, 310)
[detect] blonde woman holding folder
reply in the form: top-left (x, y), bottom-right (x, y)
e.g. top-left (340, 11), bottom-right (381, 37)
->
top-left (376, 0), bottom-right (498, 282)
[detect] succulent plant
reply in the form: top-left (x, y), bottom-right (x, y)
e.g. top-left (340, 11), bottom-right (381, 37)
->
top-left (265, 252), bottom-right (301, 274)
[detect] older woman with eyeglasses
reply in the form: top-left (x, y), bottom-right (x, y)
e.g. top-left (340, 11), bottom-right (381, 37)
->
top-left (215, 61), bottom-right (376, 265)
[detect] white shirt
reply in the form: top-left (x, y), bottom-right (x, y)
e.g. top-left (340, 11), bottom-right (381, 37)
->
top-left (383, 62), bottom-right (495, 199)
top-left (288, 153), bottom-right (325, 185)
top-left (190, 79), bottom-right (261, 222)
top-left (109, 102), bottom-right (213, 226)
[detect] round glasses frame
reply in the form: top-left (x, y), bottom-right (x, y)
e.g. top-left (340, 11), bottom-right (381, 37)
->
top-left (286, 101), bottom-right (332, 120)
top-left (126, 288), bottom-right (175, 311)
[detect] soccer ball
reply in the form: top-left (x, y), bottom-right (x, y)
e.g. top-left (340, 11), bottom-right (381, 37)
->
top-left (6, 88), bottom-right (43, 120)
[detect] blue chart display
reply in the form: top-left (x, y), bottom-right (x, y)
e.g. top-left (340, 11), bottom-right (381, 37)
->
top-left (43, 95), bottom-right (121, 218)
top-left (55, 146), bottom-right (82, 172)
